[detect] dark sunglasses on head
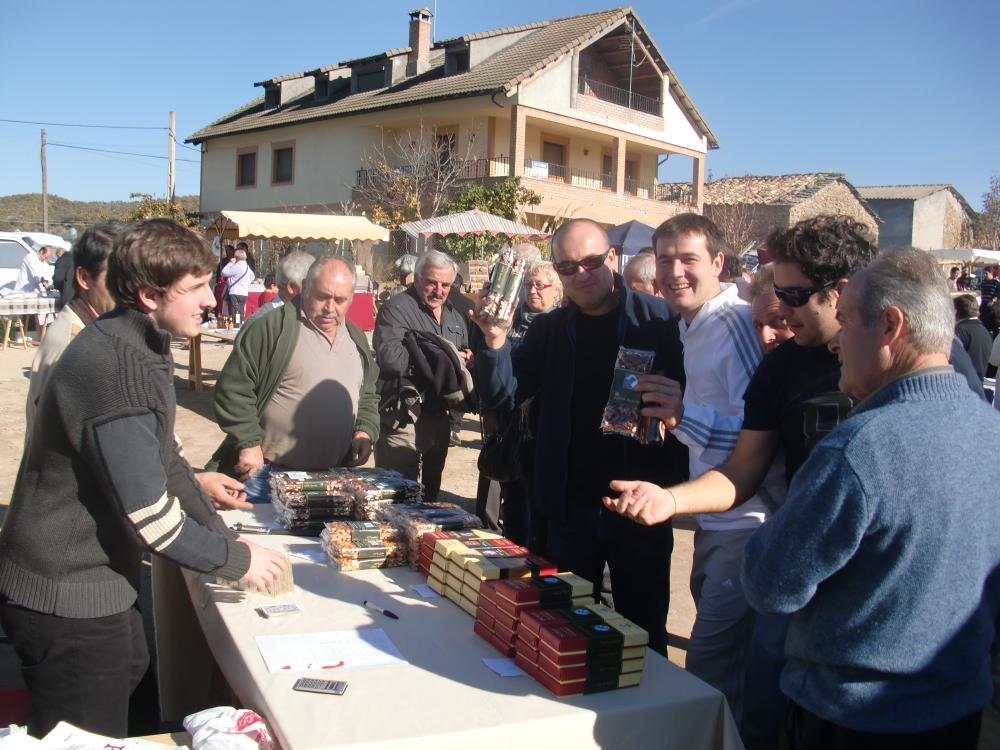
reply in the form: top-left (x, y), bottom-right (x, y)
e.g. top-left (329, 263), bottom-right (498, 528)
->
top-left (553, 249), bottom-right (610, 276)
top-left (773, 279), bottom-right (836, 307)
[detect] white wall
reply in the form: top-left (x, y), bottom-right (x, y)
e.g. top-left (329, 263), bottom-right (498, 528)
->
top-left (199, 97), bottom-right (495, 213)
top-left (518, 54), bottom-right (707, 154)
top-left (912, 191), bottom-right (949, 250)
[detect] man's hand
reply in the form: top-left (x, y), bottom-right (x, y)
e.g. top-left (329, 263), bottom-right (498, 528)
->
top-left (233, 445), bottom-right (264, 482)
top-left (195, 471), bottom-right (252, 510)
top-left (238, 539), bottom-right (289, 591)
top-left (468, 286), bottom-right (512, 351)
top-left (458, 348), bottom-right (474, 367)
top-left (635, 374), bottom-right (684, 430)
top-left (347, 431), bottom-right (373, 466)
top-left (603, 480), bottom-right (677, 526)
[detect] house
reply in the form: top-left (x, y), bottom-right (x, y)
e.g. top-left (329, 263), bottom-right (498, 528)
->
top-left (855, 184), bottom-right (975, 250)
top-left (188, 7), bottom-right (718, 232)
top-left (661, 173), bottom-right (880, 252)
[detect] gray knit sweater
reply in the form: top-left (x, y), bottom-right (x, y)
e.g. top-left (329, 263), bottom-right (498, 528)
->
top-left (0, 307), bottom-right (250, 618)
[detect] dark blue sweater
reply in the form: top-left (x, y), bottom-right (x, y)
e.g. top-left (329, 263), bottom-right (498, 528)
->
top-left (742, 368), bottom-right (1000, 732)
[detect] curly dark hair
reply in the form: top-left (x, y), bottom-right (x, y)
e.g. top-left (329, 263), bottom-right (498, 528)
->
top-left (769, 216), bottom-right (876, 293)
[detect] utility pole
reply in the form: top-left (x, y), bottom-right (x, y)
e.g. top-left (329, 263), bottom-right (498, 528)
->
top-left (40, 128), bottom-right (49, 232)
top-left (167, 110), bottom-right (176, 202)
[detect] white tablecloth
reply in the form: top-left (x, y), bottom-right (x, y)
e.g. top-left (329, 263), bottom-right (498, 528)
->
top-left (181, 508), bottom-right (743, 750)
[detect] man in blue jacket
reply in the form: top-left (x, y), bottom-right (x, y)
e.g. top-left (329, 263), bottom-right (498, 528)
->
top-left (472, 218), bottom-right (687, 654)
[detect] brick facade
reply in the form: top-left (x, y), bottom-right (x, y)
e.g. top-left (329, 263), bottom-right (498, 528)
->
top-left (575, 94), bottom-right (665, 130)
top-left (523, 175), bottom-right (692, 227)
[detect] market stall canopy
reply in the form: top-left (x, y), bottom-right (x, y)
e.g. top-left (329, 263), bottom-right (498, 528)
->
top-left (218, 210), bottom-right (389, 242)
top-left (399, 209), bottom-right (549, 239)
top-left (927, 248), bottom-right (1000, 265)
top-left (607, 220), bottom-right (655, 257)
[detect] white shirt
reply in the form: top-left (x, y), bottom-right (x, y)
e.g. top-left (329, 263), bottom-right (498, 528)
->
top-left (673, 283), bottom-right (785, 530)
top-left (15, 252), bottom-right (50, 293)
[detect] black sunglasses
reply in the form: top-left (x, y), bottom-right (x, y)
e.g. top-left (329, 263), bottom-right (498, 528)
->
top-left (773, 279), bottom-right (836, 308)
top-left (553, 249), bottom-right (611, 276)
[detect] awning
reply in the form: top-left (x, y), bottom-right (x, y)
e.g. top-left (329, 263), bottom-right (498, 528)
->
top-left (398, 209), bottom-right (549, 239)
top-left (927, 248), bottom-right (1000, 265)
top-left (218, 210), bottom-right (389, 242)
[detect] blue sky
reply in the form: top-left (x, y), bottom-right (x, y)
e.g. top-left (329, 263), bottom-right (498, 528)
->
top-left (1, 0), bottom-right (997, 211)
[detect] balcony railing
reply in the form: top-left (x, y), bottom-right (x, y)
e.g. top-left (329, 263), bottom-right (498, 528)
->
top-left (523, 159), bottom-right (612, 190)
top-left (578, 76), bottom-right (662, 117)
top-left (355, 156), bottom-right (511, 187)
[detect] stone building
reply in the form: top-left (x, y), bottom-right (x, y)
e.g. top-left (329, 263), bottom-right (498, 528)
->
top-left (660, 173), bottom-right (880, 252)
top-left (855, 184), bottom-right (974, 250)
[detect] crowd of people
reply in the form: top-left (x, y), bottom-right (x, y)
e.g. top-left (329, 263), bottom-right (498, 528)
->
top-left (0, 211), bottom-right (998, 749)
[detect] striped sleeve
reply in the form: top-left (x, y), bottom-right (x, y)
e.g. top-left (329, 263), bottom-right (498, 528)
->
top-left (91, 413), bottom-right (249, 580)
top-left (674, 306), bottom-right (763, 466)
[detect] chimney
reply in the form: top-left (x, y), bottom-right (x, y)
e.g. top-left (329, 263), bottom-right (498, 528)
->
top-left (406, 7), bottom-right (432, 77)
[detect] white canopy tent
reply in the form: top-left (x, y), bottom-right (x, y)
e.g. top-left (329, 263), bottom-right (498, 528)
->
top-left (927, 248), bottom-right (1000, 265)
top-left (216, 211), bottom-right (389, 242)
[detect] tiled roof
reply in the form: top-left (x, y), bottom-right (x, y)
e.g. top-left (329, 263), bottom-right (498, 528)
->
top-left (339, 47), bottom-right (412, 67)
top-left (435, 20), bottom-right (550, 46)
top-left (187, 7), bottom-right (718, 149)
top-left (857, 184), bottom-right (976, 218)
top-left (701, 173), bottom-right (850, 205)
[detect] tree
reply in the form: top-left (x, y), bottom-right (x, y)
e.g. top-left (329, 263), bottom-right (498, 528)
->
top-left (352, 121), bottom-right (479, 228)
top-left (438, 178), bottom-right (543, 261)
top-left (970, 173), bottom-right (1000, 250)
top-left (706, 200), bottom-right (761, 256)
top-left (123, 193), bottom-right (198, 226)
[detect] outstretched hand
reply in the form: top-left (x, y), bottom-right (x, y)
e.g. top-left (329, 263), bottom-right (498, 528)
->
top-left (603, 479), bottom-right (677, 526)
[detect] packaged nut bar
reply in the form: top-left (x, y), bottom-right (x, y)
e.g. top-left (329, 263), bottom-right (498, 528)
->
top-left (600, 347), bottom-right (655, 441)
top-left (376, 502), bottom-right (483, 567)
top-left (482, 246), bottom-right (529, 325)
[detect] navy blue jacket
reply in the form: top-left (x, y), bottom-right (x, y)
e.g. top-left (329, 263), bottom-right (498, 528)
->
top-left (475, 283), bottom-right (688, 520)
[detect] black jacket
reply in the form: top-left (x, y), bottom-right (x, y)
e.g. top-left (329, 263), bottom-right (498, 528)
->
top-left (374, 285), bottom-right (469, 415)
top-left (474, 279), bottom-right (688, 520)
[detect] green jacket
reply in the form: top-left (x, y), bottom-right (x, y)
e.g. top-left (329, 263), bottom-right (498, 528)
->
top-left (208, 298), bottom-right (380, 475)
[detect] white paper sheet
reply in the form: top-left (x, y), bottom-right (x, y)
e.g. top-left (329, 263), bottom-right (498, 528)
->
top-left (482, 658), bottom-right (526, 678)
top-left (254, 628), bottom-right (406, 673)
top-left (408, 583), bottom-right (441, 599)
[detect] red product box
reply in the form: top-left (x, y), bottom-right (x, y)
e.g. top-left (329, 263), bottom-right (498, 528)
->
top-left (538, 622), bottom-right (624, 660)
top-left (514, 651), bottom-right (539, 675)
top-left (473, 619), bottom-right (493, 643)
top-left (493, 619), bottom-right (519, 647)
top-left (476, 609), bottom-right (496, 632)
top-left (491, 604), bottom-right (519, 634)
top-left (525, 555), bottom-right (558, 577)
top-left (537, 650), bottom-right (625, 683)
top-left (519, 607), bottom-right (571, 638)
top-left (479, 580), bottom-right (499, 604)
top-left (476, 597), bottom-right (499, 622)
top-left (517, 628), bottom-right (540, 651)
top-left (514, 637), bottom-right (538, 664)
top-left (528, 661), bottom-right (586, 697)
top-left (489, 632), bottom-right (516, 657)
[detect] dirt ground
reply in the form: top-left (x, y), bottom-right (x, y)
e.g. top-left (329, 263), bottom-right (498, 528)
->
top-left (0, 334), bottom-right (697, 669)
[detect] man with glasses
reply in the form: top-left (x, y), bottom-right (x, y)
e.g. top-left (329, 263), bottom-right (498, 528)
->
top-left (472, 218), bottom-right (687, 655)
top-left (374, 250), bottom-right (471, 501)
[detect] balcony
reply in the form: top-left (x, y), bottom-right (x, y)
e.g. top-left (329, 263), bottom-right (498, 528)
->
top-left (355, 156), bottom-right (511, 188)
top-left (577, 76), bottom-right (662, 118)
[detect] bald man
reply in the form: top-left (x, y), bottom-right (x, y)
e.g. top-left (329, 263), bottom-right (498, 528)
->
top-left (210, 256), bottom-right (381, 503)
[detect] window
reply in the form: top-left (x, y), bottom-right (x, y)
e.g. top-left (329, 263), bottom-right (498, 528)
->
top-left (272, 142), bottom-right (295, 185)
top-left (542, 141), bottom-right (565, 167)
top-left (236, 149), bottom-right (257, 188)
top-left (446, 49), bottom-right (470, 74)
top-left (0, 240), bottom-right (27, 270)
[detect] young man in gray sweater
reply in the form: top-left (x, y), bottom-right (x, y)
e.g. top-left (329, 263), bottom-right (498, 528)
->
top-left (0, 219), bottom-right (287, 738)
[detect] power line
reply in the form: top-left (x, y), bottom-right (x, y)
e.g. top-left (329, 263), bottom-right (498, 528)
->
top-left (48, 142), bottom-right (199, 163)
top-left (0, 118), bottom-right (166, 130)
top-left (173, 136), bottom-right (201, 153)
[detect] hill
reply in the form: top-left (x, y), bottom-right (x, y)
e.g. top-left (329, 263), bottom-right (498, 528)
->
top-left (0, 193), bottom-right (200, 235)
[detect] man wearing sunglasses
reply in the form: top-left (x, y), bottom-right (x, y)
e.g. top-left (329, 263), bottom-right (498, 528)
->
top-left (472, 218), bottom-right (687, 656)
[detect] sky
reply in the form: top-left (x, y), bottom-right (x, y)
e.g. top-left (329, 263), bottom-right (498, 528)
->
top-left (1, 0), bottom-right (997, 216)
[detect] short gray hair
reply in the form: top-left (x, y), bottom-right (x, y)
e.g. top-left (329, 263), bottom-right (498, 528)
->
top-left (623, 252), bottom-right (656, 287)
top-left (303, 255), bottom-right (356, 288)
top-left (747, 264), bottom-right (775, 301)
top-left (276, 250), bottom-right (315, 289)
top-left (852, 246), bottom-right (954, 355)
top-left (415, 250), bottom-right (457, 278)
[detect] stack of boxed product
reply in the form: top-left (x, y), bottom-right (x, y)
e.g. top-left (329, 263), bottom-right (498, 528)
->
top-left (513, 605), bottom-right (648, 696)
top-left (421, 531), bottom-right (559, 616)
top-left (269, 468), bottom-right (423, 532)
top-left (376, 502), bottom-right (482, 567)
top-left (320, 521), bottom-right (406, 571)
top-left (474, 574), bottom-right (594, 657)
